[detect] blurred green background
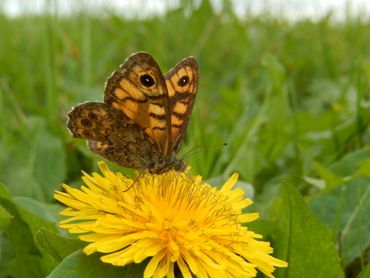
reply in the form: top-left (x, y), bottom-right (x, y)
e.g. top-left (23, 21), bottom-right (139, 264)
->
top-left (1, 0), bottom-right (370, 277)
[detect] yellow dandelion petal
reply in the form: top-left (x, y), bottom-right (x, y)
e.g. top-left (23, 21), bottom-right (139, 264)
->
top-left (221, 172), bottom-right (239, 191)
top-left (101, 248), bottom-right (133, 266)
top-left (198, 251), bottom-right (225, 270)
top-left (177, 256), bottom-right (192, 278)
top-left (232, 197), bottom-right (253, 210)
top-left (80, 233), bottom-right (119, 243)
top-left (55, 161), bottom-right (287, 278)
top-left (133, 239), bottom-right (162, 263)
top-left (239, 212), bottom-right (260, 223)
top-left (154, 255), bottom-right (173, 277)
top-left (167, 262), bottom-right (175, 278)
top-left (181, 249), bottom-right (200, 275)
top-left (143, 249), bottom-right (166, 278)
top-left (54, 190), bottom-right (88, 210)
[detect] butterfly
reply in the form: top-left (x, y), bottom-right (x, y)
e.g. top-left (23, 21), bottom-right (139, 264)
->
top-left (67, 52), bottom-right (199, 173)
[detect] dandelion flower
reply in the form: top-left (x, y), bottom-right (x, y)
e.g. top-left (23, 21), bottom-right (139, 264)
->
top-left (55, 162), bottom-right (287, 277)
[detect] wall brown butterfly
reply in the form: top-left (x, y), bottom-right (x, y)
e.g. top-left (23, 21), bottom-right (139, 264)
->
top-left (67, 52), bottom-right (199, 173)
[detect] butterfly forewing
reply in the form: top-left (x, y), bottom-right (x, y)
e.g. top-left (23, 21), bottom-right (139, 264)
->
top-left (104, 52), bottom-right (172, 155)
top-left (165, 57), bottom-right (199, 152)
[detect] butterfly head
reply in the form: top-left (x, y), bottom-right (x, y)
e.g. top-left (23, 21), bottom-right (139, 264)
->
top-left (148, 153), bottom-right (187, 174)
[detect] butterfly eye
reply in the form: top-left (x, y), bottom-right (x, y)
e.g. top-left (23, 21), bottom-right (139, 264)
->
top-left (178, 75), bottom-right (189, 87)
top-left (140, 74), bottom-right (155, 87)
top-left (81, 119), bottom-right (92, 128)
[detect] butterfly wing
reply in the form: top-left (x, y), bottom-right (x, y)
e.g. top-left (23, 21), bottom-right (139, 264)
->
top-left (67, 102), bottom-right (161, 169)
top-left (67, 53), bottom-right (199, 171)
top-left (67, 102), bottom-right (113, 144)
top-left (104, 52), bottom-right (173, 156)
top-left (164, 57), bottom-right (199, 152)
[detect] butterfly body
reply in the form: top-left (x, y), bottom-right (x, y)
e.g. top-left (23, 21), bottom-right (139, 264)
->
top-left (67, 52), bottom-right (198, 173)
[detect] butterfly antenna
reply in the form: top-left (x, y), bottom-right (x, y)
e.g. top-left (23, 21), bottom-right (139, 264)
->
top-left (180, 145), bottom-right (202, 160)
top-left (181, 143), bottom-right (228, 160)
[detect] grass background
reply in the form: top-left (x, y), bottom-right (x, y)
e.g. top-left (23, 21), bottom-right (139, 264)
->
top-left (0, 0), bottom-right (370, 277)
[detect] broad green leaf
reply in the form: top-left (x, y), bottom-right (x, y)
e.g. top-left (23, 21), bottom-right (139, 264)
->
top-left (0, 197), bottom-right (55, 277)
top-left (312, 161), bottom-right (343, 189)
top-left (0, 182), bottom-right (11, 200)
top-left (309, 177), bottom-right (370, 267)
top-left (303, 176), bottom-right (325, 190)
top-left (14, 196), bottom-right (57, 223)
top-left (15, 200), bottom-right (58, 236)
top-left (273, 184), bottom-right (344, 278)
top-left (35, 229), bottom-right (85, 262)
top-left (0, 117), bottom-right (66, 201)
top-left (354, 158), bottom-right (370, 178)
top-left (358, 263), bottom-right (370, 278)
top-left (0, 205), bottom-right (12, 230)
top-left (330, 148), bottom-right (370, 177)
top-left (0, 188), bottom-right (59, 277)
top-left (48, 250), bottom-right (145, 278)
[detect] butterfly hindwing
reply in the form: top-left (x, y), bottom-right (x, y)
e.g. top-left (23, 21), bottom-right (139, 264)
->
top-left (165, 57), bottom-right (199, 152)
top-left (67, 102), bottom-right (113, 144)
top-left (104, 52), bottom-right (172, 155)
top-left (67, 102), bottom-right (161, 169)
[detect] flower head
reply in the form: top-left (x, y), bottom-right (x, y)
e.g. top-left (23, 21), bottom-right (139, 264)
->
top-left (55, 162), bottom-right (287, 277)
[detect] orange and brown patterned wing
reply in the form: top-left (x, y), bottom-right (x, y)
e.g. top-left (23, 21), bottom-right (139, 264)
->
top-left (67, 102), bottom-right (114, 144)
top-left (165, 57), bottom-right (199, 152)
top-left (104, 52), bottom-right (172, 155)
top-left (67, 102), bottom-right (163, 169)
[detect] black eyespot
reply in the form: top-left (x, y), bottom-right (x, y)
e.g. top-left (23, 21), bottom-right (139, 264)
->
top-left (88, 112), bottom-right (97, 120)
top-left (81, 119), bottom-right (92, 128)
top-left (178, 75), bottom-right (189, 87)
top-left (140, 74), bottom-right (155, 87)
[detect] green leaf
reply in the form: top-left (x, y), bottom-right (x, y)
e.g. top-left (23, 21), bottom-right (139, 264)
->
top-left (357, 263), bottom-right (370, 278)
top-left (274, 184), bottom-right (344, 278)
top-left (0, 183), bottom-right (13, 230)
top-left (0, 198), bottom-right (55, 277)
top-left (0, 190), bottom-right (59, 277)
top-left (35, 229), bottom-right (85, 262)
top-left (0, 204), bottom-right (12, 230)
top-left (14, 196), bottom-right (57, 223)
top-left (32, 120), bottom-right (67, 200)
top-left (260, 53), bottom-right (287, 90)
top-left (48, 250), bottom-right (146, 278)
top-left (15, 201), bottom-right (58, 236)
top-left (309, 177), bottom-right (370, 267)
top-left (330, 148), bottom-right (370, 177)
top-left (0, 117), bottom-right (66, 201)
top-left (354, 158), bottom-right (370, 178)
top-left (0, 183), bottom-right (12, 201)
top-left (313, 161), bottom-right (343, 189)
